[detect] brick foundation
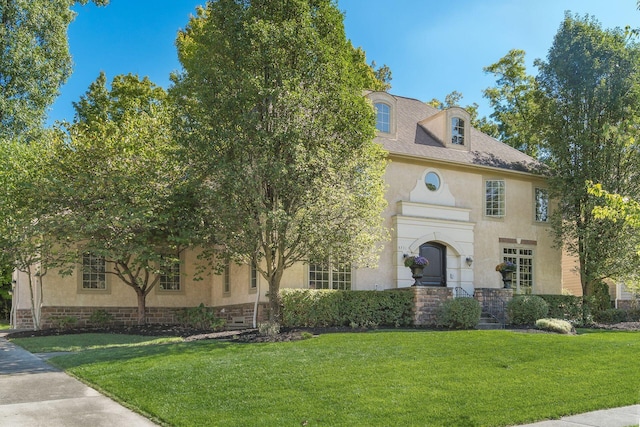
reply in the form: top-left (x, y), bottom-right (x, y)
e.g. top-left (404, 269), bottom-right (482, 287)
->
top-left (617, 299), bottom-right (639, 310)
top-left (15, 303), bottom-right (270, 330)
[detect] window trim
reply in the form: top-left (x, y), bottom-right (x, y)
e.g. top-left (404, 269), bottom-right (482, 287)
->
top-left (223, 262), bottom-right (231, 296)
top-left (501, 246), bottom-right (535, 294)
top-left (367, 91), bottom-right (397, 138)
top-left (157, 255), bottom-right (184, 294)
top-left (77, 252), bottom-right (110, 294)
top-left (451, 117), bottom-right (465, 145)
top-left (308, 260), bottom-right (352, 290)
top-left (249, 260), bottom-right (258, 293)
top-left (485, 179), bottom-right (506, 218)
top-left (534, 187), bottom-right (549, 223)
top-left (374, 102), bottom-right (391, 133)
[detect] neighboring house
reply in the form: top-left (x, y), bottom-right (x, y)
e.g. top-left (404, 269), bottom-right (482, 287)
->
top-left (10, 92), bottom-right (563, 329)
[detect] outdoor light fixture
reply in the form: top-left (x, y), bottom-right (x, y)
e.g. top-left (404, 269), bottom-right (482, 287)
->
top-left (465, 256), bottom-right (473, 267)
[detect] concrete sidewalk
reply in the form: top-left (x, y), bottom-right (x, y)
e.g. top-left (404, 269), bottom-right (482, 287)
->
top-left (514, 405), bottom-right (640, 426)
top-left (0, 332), bottom-right (158, 427)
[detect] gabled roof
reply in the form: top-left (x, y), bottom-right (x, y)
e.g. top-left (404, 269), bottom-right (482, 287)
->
top-left (375, 94), bottom-right (543, 175)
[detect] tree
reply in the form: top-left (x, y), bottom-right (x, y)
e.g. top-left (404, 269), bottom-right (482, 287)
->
top-left (536, 13), bottom-right (640, 296)
top-left (51, 73), bottom-right (201, 325)
top-left (426, 91), bottom-right (498, 137)
top-left (483, 49), bottom-right (541, 158)
top-left (0, 137), bottom-right (68, 329)
top-left (171, 0), bottom-right (388, 321)
top-left (0, 0), bottom-right (108, 140)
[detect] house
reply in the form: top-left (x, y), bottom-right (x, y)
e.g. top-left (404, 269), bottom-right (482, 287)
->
top-left (10, 92), bottom-right (563, 329)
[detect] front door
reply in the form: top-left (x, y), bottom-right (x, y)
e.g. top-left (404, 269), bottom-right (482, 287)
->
top-left (419, 242), bottom-right (446, 286)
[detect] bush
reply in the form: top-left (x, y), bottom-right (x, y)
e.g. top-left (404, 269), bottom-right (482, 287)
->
top-left (506, 295), bottom-right (549, 326)
top-left (593, 308), bottom-right (628, 324)
top-left (435, 297), bottom-right (481, 329)
top-left (627, 309), bottom-right (640, 322)
top-left (89, 309), bottom-right (113, 327)
top-left (539, 295), bottom-right (584, 325)
top-left (176, 303), bottom-right (225, 330)
top-left (280, 289), bottom-right (413, 328)
top-left (535, 318), bottom-right (574, 334)
top-left (50, 316), bottom-right (78, 330)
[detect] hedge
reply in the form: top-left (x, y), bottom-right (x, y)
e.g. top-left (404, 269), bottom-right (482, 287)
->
top-left (435, 297), bottom-right (481, 329)
top-left (280, 289), bottom-right (414, 328)
top-left (538, 295), bottom-right (584, 325)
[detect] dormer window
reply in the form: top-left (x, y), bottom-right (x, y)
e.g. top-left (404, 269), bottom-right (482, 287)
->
top-left (367, 92), bottom-right (397, 138)
top-left (375, 103), bottom-right (390, 133)
top-left (451, 117), bottom-right (465, 145)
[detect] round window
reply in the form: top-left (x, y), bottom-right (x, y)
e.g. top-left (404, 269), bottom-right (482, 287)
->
top-left (425, 172), bottom-right (440, 192)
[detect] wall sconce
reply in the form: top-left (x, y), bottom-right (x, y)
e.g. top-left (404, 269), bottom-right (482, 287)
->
top-left (465, 256), bottom-right (473, 267)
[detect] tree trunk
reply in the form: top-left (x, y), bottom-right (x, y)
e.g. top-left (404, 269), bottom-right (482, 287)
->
top-left (267, 271), bottom-right (283, 323)
top-left (136, 288), bottom-right (146, 325)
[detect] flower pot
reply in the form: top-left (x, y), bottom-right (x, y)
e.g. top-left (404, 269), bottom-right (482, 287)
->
top-left (410, 266), bottom-right (424, 286)
top-left (500, 270), bottom-right (513, 288)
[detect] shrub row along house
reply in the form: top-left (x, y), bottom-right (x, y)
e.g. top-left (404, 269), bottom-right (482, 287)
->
top-left (10, 92), bottom-right (563, 329)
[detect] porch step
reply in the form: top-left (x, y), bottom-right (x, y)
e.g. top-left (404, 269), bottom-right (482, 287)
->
top-left (477, 313), bottom-right (504, 330)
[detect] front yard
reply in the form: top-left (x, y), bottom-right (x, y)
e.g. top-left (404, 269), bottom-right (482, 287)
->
top-left (11, 329), bottom-right (640, 426)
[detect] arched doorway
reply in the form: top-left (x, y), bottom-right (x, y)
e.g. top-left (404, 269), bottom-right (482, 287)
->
top-left (419, 242), bottom-right (446, 286)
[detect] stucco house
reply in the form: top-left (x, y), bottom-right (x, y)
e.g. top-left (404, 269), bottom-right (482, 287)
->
top-left (10, 92), bottom-right (563, 329)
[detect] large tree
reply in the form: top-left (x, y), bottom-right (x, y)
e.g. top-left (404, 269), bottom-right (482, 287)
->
top-left (51, 73), bottom-right (202, 325)
top-left (536, 13), bottom-right (640, 296)
top-left (171, 0), bottom-right (388, 320)
top-left (0, 0), bottom-right (108, 139)
top-left (483, 49), bottom-right (541, 158)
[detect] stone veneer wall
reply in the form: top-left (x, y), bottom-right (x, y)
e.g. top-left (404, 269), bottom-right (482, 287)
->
top-left (616, 299), bottom-right (639, 310)
top-left (412, 286), bottom-right (453, 326)
top-left (15, 303), bottom-right (269, 330)
top-left (473, 288), bottom-right (514, 307)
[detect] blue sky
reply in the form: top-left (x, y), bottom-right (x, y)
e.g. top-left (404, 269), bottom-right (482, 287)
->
top-left (47, 0), bottom-right (638, 125)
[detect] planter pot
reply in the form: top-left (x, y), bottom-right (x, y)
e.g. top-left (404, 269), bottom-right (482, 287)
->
top-left (500, 270), bottom-right (514, 288)
top-left (410, 266), bottom-right (424, 286)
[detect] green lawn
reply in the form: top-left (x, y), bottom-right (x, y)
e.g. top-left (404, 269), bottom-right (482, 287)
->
top-left (0, 320), bottom-right (9, 330)
top-left (17, 330), bottom-right (640, 426)
top-left (11, 333), bottom-right (182, 353)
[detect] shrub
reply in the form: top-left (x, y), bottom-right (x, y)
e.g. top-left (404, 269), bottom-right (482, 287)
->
top-left (435, 297), bottom-right (481, 330)
top-left (535, 318), bottom-right (574, 334)
top-left (627, 309), bottom-right (640, 322)
top-left (176, 303), bottom-right (225, 330)
top-left (593, 308), bottom-right (628, 324)
top-left (539, 295), bottom-right (584, 325)
top-left (89, 309), bottom-right (113, 327)
top-left (50, 316), bottom-right (78, 330)
top-left (280, 289), bottom-right (413, 328)
top-left (506, 295), bottom-right (549, 326)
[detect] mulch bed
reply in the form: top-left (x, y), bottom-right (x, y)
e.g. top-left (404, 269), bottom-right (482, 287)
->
top-left (6, 322), bottom-right (640, 343)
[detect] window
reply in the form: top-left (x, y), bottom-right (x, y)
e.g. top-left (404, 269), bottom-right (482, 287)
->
top-left (250, 261), bottom-right (258, 290)
top-left (503, 248), bottom-right (534, 294)
top-left (535, 188), bottom-right (549, 222)
top-left (425, 172), bottom-right (440, 192)
top-left (375, 103), bottom-right (390, 133)
top-left (451, 117), bottom-right (465, 145)
top-left (159, 260), bottom-right (180, 291)
top-left (485, 180), bottom-right (505, 217)
top-left (82, 253), bottom-right (106, 290)
top-left (223, 263), bottom-right (230, 294)
top-left (309, 261), bottom-right (351, 290)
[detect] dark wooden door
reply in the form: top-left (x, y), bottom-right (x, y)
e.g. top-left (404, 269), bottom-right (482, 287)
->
top-left (419, 242), bottom-right (446, 286)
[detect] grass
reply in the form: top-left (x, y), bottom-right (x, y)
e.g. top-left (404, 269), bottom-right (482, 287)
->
top-left (11, 333), bottom-right (182, 353)
top-left (15, 330), bottom-right (636, 427)
top-left (0, 319), bottom-right (9, 330)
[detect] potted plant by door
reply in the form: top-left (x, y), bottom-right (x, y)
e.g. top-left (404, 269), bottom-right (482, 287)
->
top-left (404, 255), bottom-right (429, 286)
top-left (495, 261), bottom-right (516, 288)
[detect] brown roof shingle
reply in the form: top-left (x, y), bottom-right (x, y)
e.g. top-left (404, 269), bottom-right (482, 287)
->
top-left (377, 94), bottom-right (543, 175)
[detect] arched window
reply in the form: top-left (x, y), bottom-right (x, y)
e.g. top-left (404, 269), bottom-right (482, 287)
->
top-left (375, 103), bottom-right (390, 133)
top-left (451, 117), bottom-right (465, 145)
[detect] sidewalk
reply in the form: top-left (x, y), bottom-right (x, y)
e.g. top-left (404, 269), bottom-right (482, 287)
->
top-left (0, 332), bottom-right (158, 427)
top-left (514, 405), bottom-right (640, 426)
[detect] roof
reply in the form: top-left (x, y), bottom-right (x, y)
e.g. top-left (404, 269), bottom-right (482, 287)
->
top-left (376, 94), bottom-right (543, 175)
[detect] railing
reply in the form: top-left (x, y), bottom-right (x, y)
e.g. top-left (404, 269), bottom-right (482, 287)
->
top-left (482, 291), bottom-right (507, 328)
top-left (454, 286), bottom-right (474, 299)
